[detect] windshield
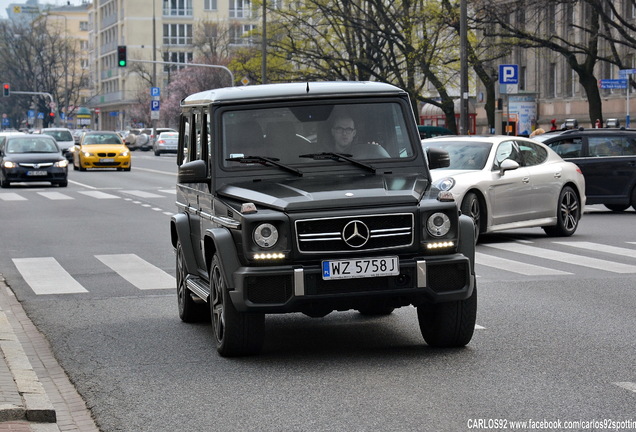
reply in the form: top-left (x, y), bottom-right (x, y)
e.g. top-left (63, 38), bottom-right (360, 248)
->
top-left (7, 137), bottom-right (59, 153)
top-left (221, 102), bottom-right (416, 169)
top-left (424, 140), bottom-right (492, 170)
top-left (82, 133), bottom-right (123, 145)
top-left (43, 130), bottom-right (73, 142)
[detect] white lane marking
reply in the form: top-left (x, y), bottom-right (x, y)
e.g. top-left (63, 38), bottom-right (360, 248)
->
top-left (553, 241), bottom-right (636, 259)
top-left (121, 190), bottom-right (165, 198)
top-left (37, 191), bottom-right (74, 200)
top-left (95, 254), bottom-right (175, 290)
top-left (475, 325), bottom-right (486, 330)
top-left (483, 242), bottom-right (636, 273)
top-left (131, 166), bottom-right (177, 176)
top-left (158, 189), bottom-right (176, 194)
top-left (12, 257), bottom-right (88, 295)
top-left (77, 190), bottom-right (120, 199)
top-left (613, 382), bottom-right (636, 393)
top-left (476, 252), bottom-right (571, 276)
top-left (68, 179), bottom-right (97, 189)
top-left (0, 193), bottom-right (27, 201)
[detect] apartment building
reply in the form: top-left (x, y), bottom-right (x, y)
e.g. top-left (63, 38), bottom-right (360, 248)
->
top-left (89, 0), bottom-right (258, 130)
top-left (474, 1), bottom-right (636, 134)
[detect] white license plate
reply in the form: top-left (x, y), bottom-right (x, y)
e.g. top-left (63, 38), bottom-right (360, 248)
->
top-left (26, 170), bottom-right (47, 176)
top-left (322, 256), bottom-right (399, 280)
top-left (99, 158), bottom-right (114, 163)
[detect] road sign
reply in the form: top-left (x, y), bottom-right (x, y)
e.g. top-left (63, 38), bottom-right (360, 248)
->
top-left (599, 79), bottom-right (627, 89)
top-left (619, 69), bottom-right (636, 76)
top-left (499, 64), bottom-right (519, 84)
top-left (150, 87), bottom-right (161, 97)
top-left (150, 100), bottom-right (160, 111)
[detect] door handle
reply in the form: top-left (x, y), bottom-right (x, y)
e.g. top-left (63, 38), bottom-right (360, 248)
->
top-left (522, 177), bottom-right (530, 183)
top-left (554, 172), bottom-right (562, 178)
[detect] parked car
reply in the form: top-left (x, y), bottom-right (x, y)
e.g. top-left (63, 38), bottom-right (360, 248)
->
top-left (141, 127), bottom-right (177, 151)
top-left (73, 130), bottom-right (131, 171)
top-left (36, 127), bottom-right (75, 162)
top-left (423, 135), bottom-right (586, 241)
top-left (538, 128), bottom-right (636, 211)
top-left (153, 131), bottom-right (178, 156)
top-left (0, 133), bottom-right (68, 187)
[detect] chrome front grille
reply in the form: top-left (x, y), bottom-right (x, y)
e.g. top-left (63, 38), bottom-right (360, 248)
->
top-left (296, 213), bottom-right (414, 253)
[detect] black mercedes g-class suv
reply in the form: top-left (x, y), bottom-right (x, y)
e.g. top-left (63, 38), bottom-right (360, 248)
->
top-left (170, 82), bottom-right (476, 356)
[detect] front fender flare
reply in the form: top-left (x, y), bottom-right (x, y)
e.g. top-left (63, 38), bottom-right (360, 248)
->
top-left (205, 228), bottom-right (241, 290)
top-left (170, 213), bottom-right (197, 275)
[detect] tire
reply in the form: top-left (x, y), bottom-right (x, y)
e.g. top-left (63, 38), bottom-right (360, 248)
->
top-left (78, 157), bottom-right (86, 172)
top-left (631, 186), bottom-right (636, 210)
top-left (210, 254), bottom-right (265, 357)
top-left (460, 191), bottom-right (482, 243)
top-left (176, 242), bottom-right (206, 323)
top-left (543, 186), bottom-right (580, 237)
top-left (604, 204), bottom-right (629, 212)
top-left (417, 285), bottom-right (477, 348)
top-left (0, 177), bottom-right (9, 188)
top-left (357, 305), bottom-right (395, 316)
top-left (154, 150), bottom-right (161, 156)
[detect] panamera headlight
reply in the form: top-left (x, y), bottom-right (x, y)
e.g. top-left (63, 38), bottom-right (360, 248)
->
top-left (433, 177), bottom-right (455, 191)
top-left (427, 212), bottom-right (451, 237)
top-left (253, 223), bottom-right (278, 248)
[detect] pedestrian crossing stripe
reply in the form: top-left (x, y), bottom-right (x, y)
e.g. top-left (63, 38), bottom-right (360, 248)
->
top-left (475, 252), bottom-right (571, 276)
top-left (483, 242), bottom-right (636, 273)
top-left (121, 190), bottom-right (165, 198)
top-left (1, 189), bottom-right (174, 201)
top-left (37, 191), bottom-right (74, 200)
top-left (12, 255), bottom-right (175, 295)
top-left (77, 191), bottom-right (121, 199)
top-left (0, 193), bottom-right (27, 201)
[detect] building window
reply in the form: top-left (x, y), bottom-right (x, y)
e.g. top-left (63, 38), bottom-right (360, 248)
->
top-left (229, 24), bottom-right (256, 45)
top-left (163, 51), bottom-right (193, 72)
top-left (519, 65), bottom-right (526, 92)
top-left (163, 24), bottom-right (193, 45)
top-left (564, 66), bottom-right (573, 98)
top-left (548, 62), bottom-right (556, 98)
top-left (230, 0), bottom-right (252, 18)
top-left (204, 0), bottom-right (217, 10)
top-left (80, 21), bottom-right (89, 31)
top-left (163, 0), bottom-right (192, 16)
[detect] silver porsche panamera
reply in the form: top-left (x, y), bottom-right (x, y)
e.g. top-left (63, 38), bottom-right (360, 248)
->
top-left (423, 135), bottom-right (586, 242)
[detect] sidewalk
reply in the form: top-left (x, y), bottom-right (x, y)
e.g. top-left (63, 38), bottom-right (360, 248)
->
top-left (0, 276), bottom-right (99, 432)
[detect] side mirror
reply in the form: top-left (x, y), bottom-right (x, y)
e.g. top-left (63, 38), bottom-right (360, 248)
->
top-left (178, 159), bottom-right (208, 183)
top-left (426, 147), bottom-right (450, 169)
top-left (499, 158), bottom-right (519, 175)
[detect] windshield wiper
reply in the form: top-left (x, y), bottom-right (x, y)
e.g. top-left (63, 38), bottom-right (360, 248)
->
top-left (299, 152), bottom-right (376, 173)
top-left (225, 155), bottom-right (303, 177)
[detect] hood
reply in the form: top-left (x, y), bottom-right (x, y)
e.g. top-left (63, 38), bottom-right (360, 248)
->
top-left (219, 173), bottom-right (429, 211)
top-left (5, 153), bottom-right (64, 164)
top-left (429, 169), bottom-right (479, 180)
top-left (80, 144), bottom-right (127, 152)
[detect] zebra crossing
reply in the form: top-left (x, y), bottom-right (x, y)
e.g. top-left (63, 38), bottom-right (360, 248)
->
top-left (12, 254), bottom-right (175, 295)
top-left (0, 189), bottom-right (176, 202)
top-left (9, 240), bottom-right (636, 296)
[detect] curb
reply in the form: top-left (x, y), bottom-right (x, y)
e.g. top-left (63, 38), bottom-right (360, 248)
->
top-left (0, 281), bottom-right (56, 424)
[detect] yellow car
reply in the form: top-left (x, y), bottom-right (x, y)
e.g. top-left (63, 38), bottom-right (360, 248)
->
top-left (73, 131), bottom-right (131, 171)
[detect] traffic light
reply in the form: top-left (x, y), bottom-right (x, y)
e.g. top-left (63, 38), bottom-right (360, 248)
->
top-left (2, 83), bottom-right (9, 97)
top-left (117, 46), bottom-right (127, 67)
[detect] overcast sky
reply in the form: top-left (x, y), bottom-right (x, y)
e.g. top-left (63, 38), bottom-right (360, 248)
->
top-left (0, 0), bottom-right (87, 18)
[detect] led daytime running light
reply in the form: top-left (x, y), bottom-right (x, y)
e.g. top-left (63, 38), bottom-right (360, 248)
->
top-left (253, 252), bottom-right (286, 260)
top-left (426, 241), bottom-right (455, 249)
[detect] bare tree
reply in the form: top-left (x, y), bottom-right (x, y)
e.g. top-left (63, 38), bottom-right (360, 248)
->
top-left (472, 0), bottom-right (606, 124)
top-left (0, 18), bottom-right (88, 127)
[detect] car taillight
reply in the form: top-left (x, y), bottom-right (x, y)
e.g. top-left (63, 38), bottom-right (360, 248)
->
top-left (157, 140), bottom-right (165, 144)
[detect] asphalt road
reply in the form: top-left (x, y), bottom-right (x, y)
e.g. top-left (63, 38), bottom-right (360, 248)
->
top-left (1, 152), bottom-right (635, 431)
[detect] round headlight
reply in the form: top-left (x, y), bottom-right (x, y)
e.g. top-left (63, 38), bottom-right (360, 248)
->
top-left (253, 223), bottom-right (278, 248)
top-left (427, 212), bottom-right (451, 237)
top-left (434, 177), bottom-right (455, 191)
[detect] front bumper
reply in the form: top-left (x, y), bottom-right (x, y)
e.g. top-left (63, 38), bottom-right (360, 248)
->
top-left (81, 156), bottom-right (131, 169)
top-left (2, 166), bottom-right (68, 183)
top-left (229, 253), bottom-right (474, 313)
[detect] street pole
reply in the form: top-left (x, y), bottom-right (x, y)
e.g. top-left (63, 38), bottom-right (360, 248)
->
top-left (152, 0), bottom-right (157, 131)
top-left (262, 0), bottom-right (267, 84)
top-left (459, 0), bottom-right (469, 135)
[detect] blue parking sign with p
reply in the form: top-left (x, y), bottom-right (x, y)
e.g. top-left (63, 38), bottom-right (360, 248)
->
top-left (499, 64), bottom-right (519, 84)
top-left (151, 87), bottom-right (160, 97)
top-left (150, 100), bottom-right (160, 111)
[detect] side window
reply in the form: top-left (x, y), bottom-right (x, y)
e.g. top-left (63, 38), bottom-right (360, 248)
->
top-left (624, 137), bottom-right (636, 156)
top-left (589, 136), bottom-right (620, 157)
top-left (546, 137), bottom-right (583, 158)
top-left (178, 114), bottom-right (191, 166)
top-left (494, 140), bottom-right (520, 167)
top-left (194, 111), bottom-right (203, 161)
top-left (517, 141), bottom-right (548, 166)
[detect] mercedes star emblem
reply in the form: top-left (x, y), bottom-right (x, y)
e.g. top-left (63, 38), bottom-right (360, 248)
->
top-left (342, 220), bottom-right (370, 248)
